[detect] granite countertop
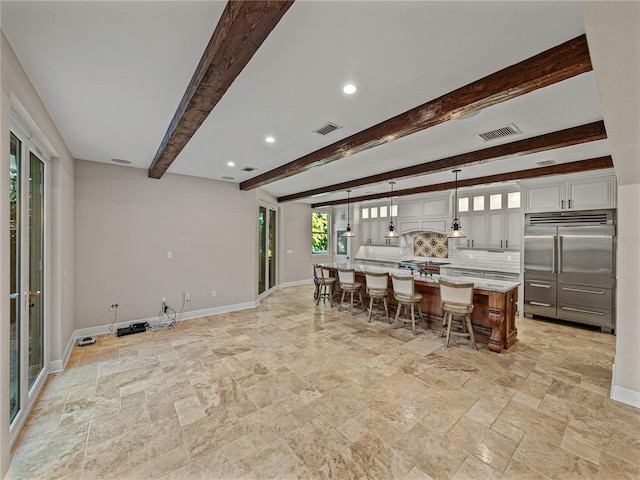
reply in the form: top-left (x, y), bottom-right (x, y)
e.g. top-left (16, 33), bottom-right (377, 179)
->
top-left (354, 256), bottom-right (520, 275)
top-left (320, 262), bottom-right (519, 293)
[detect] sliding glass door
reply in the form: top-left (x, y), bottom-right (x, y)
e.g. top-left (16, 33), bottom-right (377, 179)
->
top-left (9, 124), bottom-right (48, 439)
top-left (258, 205), bottom-right (277, 296)
top-left (9, 133), bottom-right (21, 423)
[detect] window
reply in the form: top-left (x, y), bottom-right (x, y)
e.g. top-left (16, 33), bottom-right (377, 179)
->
top-left (312, 212), bottom-right (329, 254)
top-left (507, 191), bottom-right (521, 209)
top-left (336, 230), bottom-right (347, 255)
top-left (489, 193), bottom-right (502, 210)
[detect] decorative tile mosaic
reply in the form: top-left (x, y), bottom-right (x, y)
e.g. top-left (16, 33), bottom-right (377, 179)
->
top-left (414, 232), bottom-right (448, 258)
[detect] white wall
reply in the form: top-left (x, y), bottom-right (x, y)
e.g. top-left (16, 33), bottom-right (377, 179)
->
top-left (613, 186), bottom-right (640, 402)
top-left (279, 201), bottom-right (315, 285)
top-left (74, 160), bottom-right (258, 328)
top-left (1, 32), bottom-right (76, 478)
top-left (582, 0), bottom-right (640, 406)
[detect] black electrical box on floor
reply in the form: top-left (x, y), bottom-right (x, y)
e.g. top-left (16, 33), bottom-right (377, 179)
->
top-left (117, 322), bottom-right (148, 337)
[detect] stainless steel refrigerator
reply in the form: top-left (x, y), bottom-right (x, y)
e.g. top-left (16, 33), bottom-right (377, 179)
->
top-left (524, 210), bottom-right (615, 332)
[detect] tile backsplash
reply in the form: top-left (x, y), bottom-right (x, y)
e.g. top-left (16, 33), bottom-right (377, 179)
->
top-left (448, 248), bottom-right (520, 273)
top-left (356, 234), bottom-right (520, 273)
top-left (413, 233), bottom-right (448, 258)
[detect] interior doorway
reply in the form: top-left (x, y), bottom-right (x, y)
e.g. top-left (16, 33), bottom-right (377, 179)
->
top-left (258, 204), bottom-right (277, 296)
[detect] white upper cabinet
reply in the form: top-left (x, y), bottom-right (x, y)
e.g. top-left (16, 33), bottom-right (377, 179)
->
top-left (523, 171), bottom-right (616, 213)
top-left (396, 193), bottom-right (450, 234)
top-left (456, 188), bottom-right (521, 250)
top-left (398, 201), bottom-right (420, 219)
top-left (360, 203), bottom-right (398, 245)
top-left (422, 197), bottom-right (449, 218)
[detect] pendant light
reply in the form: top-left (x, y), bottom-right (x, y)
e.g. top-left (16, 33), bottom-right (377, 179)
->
top-left (343, 189), bottom-right (355, 237)
top-left (447, 169), bottom-right (466, 238)
top-left (384, 181), bottom-right (399, 238)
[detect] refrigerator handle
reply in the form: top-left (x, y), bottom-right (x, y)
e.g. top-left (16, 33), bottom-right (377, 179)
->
top-left (553, 236), bottom-right (558, 273)
top-left (557, 236), bottom-right (562, 274)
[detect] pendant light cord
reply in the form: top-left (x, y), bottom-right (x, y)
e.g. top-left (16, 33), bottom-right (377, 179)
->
top-left (454, 170), bottom-right (458, 220)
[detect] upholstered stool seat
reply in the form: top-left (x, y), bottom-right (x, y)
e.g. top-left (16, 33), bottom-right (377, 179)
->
top-left (439, 279), bottom-right (477, 349)
top-left (365, 271), bottom-right (391, 323)
top-left (337, 268), bottom-right (364, 313)
top-left (391, 274), bottom-right (424, 335)
top-left (314, 265), bottom-right (336, 307)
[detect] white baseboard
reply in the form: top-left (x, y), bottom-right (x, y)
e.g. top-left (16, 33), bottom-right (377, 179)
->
top-left (610, 363), bottom-right (640, 408)
top-left (49, 300), bottom-right (260, 371)
top-left (3, 466), bottom-right (13, 480)
top-left (49, 333), bottom-right (75, 373)
top-left (611, 386), bottom-right (640, 408)
top-left (72, 300), bottom-right (260, 340)
top-left (48, 283), bottom-right (310, 373)
top-left (279, 278), bottom-right (314, 289)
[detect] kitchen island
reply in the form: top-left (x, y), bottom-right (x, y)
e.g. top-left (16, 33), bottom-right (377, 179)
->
top-left (318, 262), bottom-right (519, 352)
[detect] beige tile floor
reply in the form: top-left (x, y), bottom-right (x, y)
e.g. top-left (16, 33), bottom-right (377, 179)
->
top-left (10, 285), bottom-right (640, 479)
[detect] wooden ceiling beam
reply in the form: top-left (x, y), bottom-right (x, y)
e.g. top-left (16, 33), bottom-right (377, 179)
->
top-left (148, 0), bottom-right (294, 179)
top-left (311, 157), bottom-right (614, 208)
top-left (241, 34), bottom-right (592, 190)
top-left (278, 121), bottom-right (606, 202)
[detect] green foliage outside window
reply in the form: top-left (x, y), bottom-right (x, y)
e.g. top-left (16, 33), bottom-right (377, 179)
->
top-left (312, 212), bottom-right (329, 254)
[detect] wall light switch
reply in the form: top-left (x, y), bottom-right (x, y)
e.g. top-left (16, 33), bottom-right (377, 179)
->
top-left (166, 251), bottom-right (172, 259)
top-left (286, 249), bottom-right (293, 254)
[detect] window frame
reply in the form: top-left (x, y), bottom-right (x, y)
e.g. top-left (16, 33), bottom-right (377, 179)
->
top-left (311, 211), bottom-right (330, 255)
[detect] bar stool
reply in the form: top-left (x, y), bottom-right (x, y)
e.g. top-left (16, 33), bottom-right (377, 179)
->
top-left (391, 274), bottom-right (424, 335)
top-left (337, 268), bottom-right (364, 313)
top-left (439, 279), bottom-right (477, 349)
top-left (365, 271), bottom-right (391, 323)
top-left (314, 265), bottom-right (336, 307)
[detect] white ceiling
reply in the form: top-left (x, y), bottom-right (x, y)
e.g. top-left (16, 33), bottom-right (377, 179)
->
top-left (1, 0), bottom-right (608, 204)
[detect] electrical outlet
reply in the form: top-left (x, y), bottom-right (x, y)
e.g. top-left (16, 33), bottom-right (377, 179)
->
top-left (166, 251), bottom-right (172, 259)
top-left (109, 303), bottom-right (118, 311)
top-left (184, 292), bottom-right (190, 301)
top-left (211, 290), bottom-right (217, 297)
top-left (507, 255), bottom-right (512, 262)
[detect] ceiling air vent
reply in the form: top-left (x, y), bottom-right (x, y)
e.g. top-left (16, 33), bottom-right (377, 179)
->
top-left (476, 123), bottom-right (521, 142)
top-left (536, 159), bottom-right (557, 167)
top-left (241, 167), bottom-right (256, 172)
top-left (313, 122), bottom-right (342, 136)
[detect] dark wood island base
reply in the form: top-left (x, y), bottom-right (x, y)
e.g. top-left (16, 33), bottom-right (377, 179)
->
top-left (322, 267), bottom-right (519, 352)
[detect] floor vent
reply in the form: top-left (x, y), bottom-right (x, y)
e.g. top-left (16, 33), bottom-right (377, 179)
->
top-left (241, 167), bottom-right (257, 172)
top-left (476, 123), bottom-right (521, 142)
top-left (313, 122), bottom-right (342, 136)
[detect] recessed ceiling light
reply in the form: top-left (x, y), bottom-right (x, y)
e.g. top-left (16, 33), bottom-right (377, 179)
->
top-left (111, 158), bottom-right (132, 165)
top-left (265, 136), bottom-right (275, 143)
top-left (227, 161), bottom-right (235, 167)
top-left (343, 84), bottom-right (357, 94)
top-left (221, 176), bottom-right (235, 181)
